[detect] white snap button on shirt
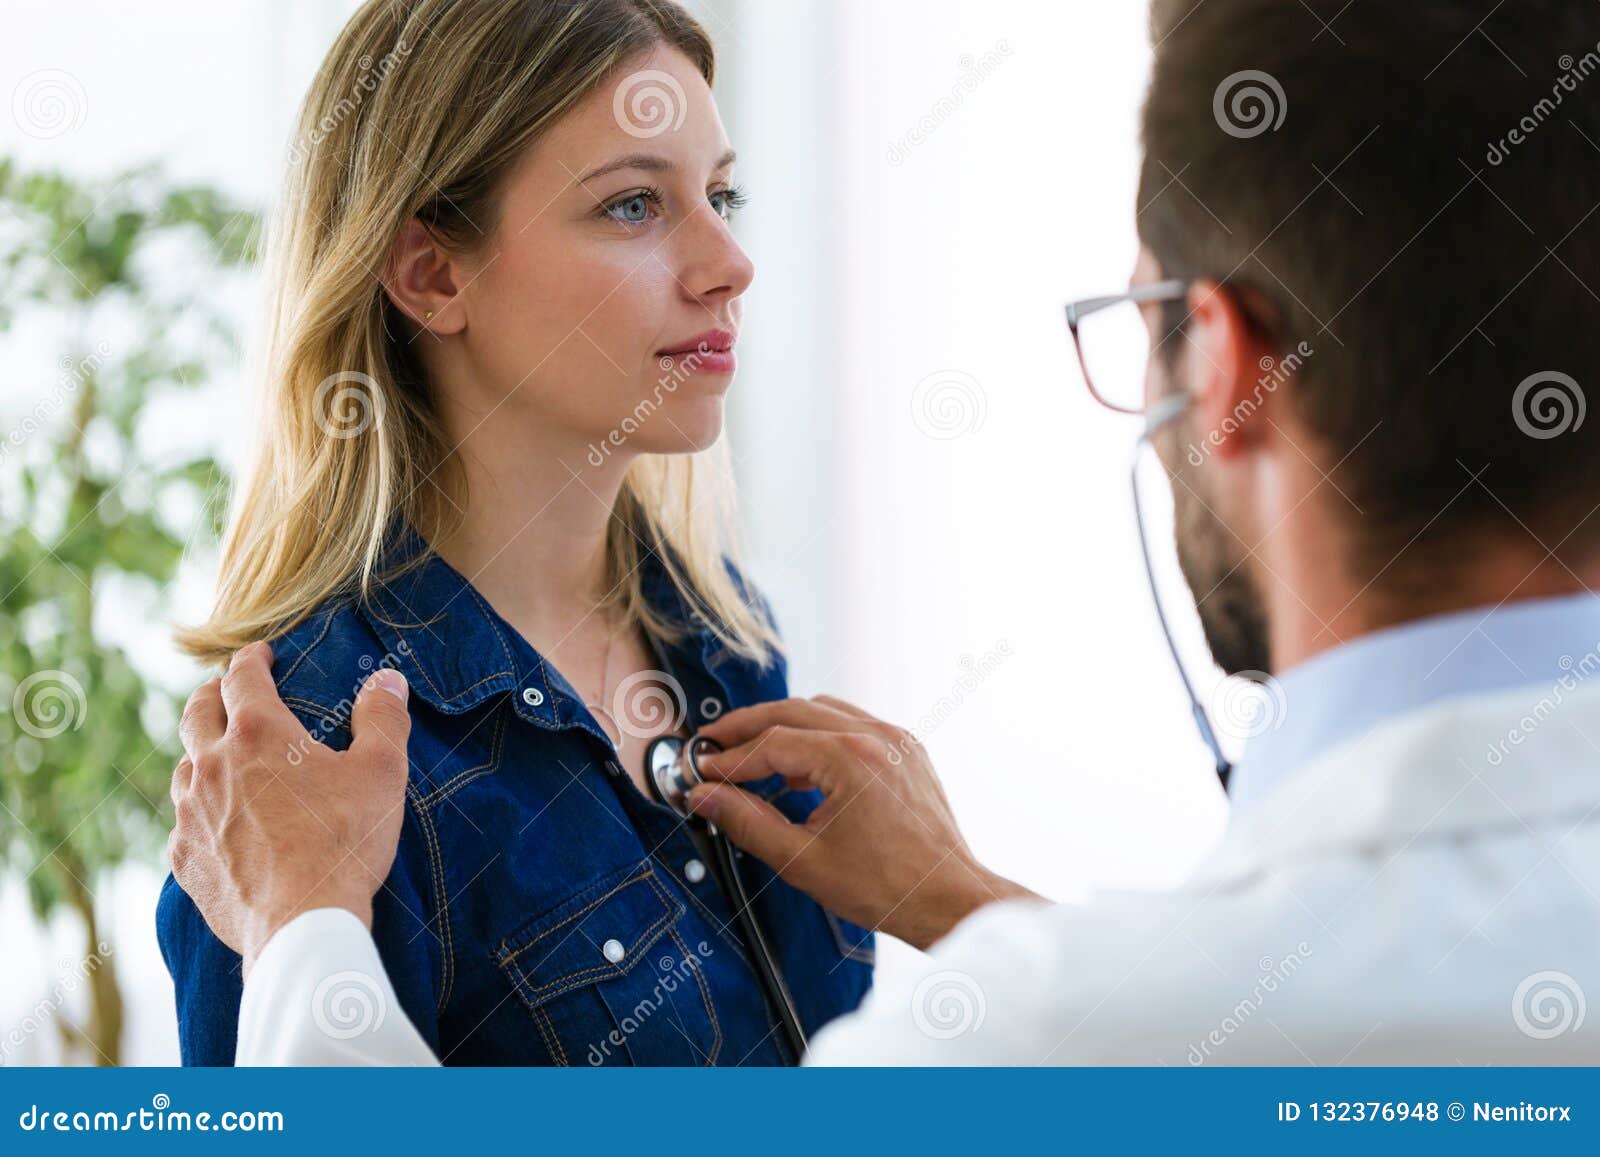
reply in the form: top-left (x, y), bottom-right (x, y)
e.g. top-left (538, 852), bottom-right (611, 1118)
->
top-left (684, 859), bottom-right (706, 884)
top-left (522, 687), bottom-right (544, 708)
top-left (602, 938), bottom-right (626, 964)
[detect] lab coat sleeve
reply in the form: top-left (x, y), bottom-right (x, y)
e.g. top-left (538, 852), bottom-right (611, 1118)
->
top-left (798, 878), bottom-right (1329, 1066)
top-left (236, 908), bottom-right (441, 1067)
top-left (801, 897), bottom-right (1071, 1066)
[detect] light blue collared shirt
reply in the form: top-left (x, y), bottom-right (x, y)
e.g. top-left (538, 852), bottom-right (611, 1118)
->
top-left (1230, 591), bottom-right (1600, 813)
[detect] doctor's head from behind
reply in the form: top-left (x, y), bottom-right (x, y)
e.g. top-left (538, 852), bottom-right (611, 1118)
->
top-left (1109, 0), bottom-right (1600, 678)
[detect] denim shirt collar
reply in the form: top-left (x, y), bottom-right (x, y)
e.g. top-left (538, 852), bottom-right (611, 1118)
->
top-left (356, 523), bottom-right (730, 730)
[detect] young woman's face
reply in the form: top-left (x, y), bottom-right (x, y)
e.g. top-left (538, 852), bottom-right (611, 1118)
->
top-left (451, 44), bottom-right (753, 465)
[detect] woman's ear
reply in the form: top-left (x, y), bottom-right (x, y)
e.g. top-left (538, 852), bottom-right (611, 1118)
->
top-left (383, 217), bottom-right (468, 336)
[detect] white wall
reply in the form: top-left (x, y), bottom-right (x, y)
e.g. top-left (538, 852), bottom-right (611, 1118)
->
top-left (721, 1), bottom-right (1231, 998)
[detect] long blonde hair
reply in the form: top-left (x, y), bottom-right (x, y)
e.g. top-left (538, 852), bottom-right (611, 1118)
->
top-left (179, 0), bottom-right (780, 669)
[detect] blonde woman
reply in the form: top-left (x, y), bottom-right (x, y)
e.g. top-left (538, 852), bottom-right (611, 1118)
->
top-left (157, 0), bottom-right (874, 1066)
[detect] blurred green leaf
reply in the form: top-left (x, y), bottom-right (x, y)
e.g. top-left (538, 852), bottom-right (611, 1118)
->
top-left (0, 158), bottom-right (257, 927)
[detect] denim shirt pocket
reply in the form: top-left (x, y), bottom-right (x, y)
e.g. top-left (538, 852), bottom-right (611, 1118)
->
top-left (493, 861), bottom-right (723, 1067)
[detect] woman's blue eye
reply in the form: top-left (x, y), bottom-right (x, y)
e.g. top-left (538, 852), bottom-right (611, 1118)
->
top-left (607, 194), bottom-right (653, 224)
top-left (711, 187), bottom-right (748, 220)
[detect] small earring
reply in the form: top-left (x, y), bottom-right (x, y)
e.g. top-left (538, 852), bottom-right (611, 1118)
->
top-left (423, 309), bottom-right (434, 321)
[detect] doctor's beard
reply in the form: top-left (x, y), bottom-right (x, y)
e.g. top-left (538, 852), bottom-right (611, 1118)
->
top-left (1154, 408), bottom-right (1273, 678)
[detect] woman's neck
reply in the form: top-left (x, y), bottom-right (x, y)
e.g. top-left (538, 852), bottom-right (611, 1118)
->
top-left (431, 412), bottom-right (633, 646)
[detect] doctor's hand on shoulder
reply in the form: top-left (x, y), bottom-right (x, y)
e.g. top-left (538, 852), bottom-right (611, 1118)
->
top-left (689, 696), bottom-right (1040, 950)
top-left (167, 641), bottom-right (414, 976)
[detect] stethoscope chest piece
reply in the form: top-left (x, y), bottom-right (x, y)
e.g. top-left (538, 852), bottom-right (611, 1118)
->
top-left (644, 734), bottom-right (722, 819)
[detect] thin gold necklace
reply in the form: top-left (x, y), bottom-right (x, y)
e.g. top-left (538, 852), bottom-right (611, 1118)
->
top-left (586, 619), bottom-right (622, 747)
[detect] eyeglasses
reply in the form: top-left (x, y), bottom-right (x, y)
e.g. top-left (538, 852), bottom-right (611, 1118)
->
top-left (1065, 279), bottom-right (1192, 416)
top-left (1068, 276), bottom-right (1237, 790)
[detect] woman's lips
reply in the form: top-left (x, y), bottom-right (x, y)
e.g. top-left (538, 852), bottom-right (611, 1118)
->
top-left (657, 330), bottom-right (737, 374)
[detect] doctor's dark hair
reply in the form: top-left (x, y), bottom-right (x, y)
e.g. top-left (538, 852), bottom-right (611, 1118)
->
top-left (179, 0), bottom-right (781, 669)
top-left (1138, 0), bottom-right (1600, 578)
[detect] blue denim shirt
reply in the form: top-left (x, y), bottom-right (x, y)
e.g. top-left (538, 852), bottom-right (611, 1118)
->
top-left (157, 528), bottom-right (874, 1065)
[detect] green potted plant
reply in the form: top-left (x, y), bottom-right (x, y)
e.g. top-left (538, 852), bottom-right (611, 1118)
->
top-left (0, 158), bottom-right (257, 1065)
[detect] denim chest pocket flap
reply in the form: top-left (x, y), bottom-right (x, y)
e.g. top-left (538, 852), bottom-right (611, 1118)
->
top-left (495, 862), bottom-right (683, 1006)
top-left (493, 862), bottom-right (723, 1065)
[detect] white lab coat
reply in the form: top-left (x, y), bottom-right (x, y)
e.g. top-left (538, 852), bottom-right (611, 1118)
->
top-left (806, 678), bottom-right (1600, 1064)
top-left (236, 679), bottom-right (1600, 1065)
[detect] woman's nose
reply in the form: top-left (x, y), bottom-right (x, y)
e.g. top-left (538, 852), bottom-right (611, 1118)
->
top-left (677, 204), bottom-right (754, 303)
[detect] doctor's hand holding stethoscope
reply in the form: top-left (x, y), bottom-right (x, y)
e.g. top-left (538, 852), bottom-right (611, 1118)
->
top-left (671, 699), bottom-right (1041, 952)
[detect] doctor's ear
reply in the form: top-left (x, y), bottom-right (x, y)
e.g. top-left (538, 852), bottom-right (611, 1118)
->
top-left (1181, 279), bottom-right (1278, 463)
top-left (383, 217), bottom-right (469, 336)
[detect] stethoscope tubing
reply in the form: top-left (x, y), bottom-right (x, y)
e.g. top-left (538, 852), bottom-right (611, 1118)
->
top-left (643, 734), bottom-right (810, 1061)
